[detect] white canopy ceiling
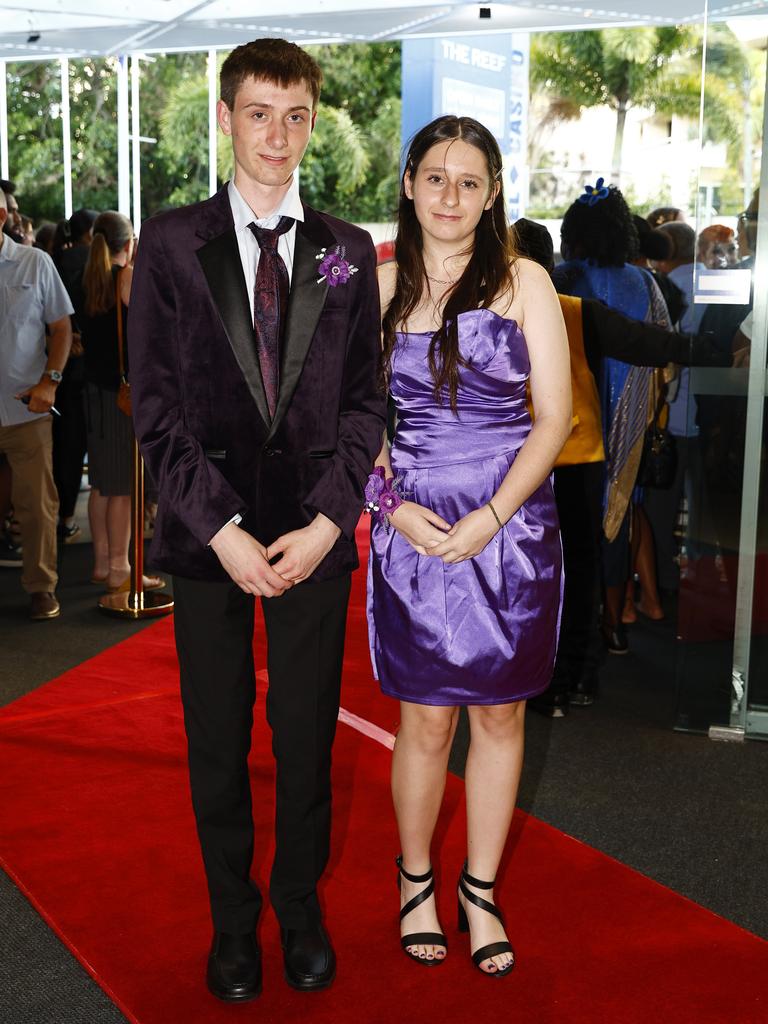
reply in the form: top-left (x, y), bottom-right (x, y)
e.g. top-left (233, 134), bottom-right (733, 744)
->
top-left (2, 1), bottom-right (765, 62)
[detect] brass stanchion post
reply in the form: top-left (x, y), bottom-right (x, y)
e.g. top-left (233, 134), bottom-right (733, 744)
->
top-left (98, 438), bottom-right (174, 619)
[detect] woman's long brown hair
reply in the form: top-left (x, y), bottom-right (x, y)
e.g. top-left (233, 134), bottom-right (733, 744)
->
top-left (83, 211), bottom-right (133, 316)
top-left (382, 116), bottom-right (517, 411)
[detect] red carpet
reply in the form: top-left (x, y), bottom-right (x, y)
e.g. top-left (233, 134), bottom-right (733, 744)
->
top-left (1, 530), bottom-right (767, 1024)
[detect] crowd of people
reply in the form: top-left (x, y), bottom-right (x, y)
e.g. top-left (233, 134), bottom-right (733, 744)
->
top-left (1, 175), bottom-right (754, 631)
top-left (0, 36), bottom-right (761, 1000)
top-left (1, 180), bottom-right (163, 618)
top-left (515, 188), bottom-right (757, 715)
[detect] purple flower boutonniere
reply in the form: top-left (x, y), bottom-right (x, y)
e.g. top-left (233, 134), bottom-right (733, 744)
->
top-left (316, 245), bottom-right (358, 287)
top-left (577, 176), bottom-right (610, 206)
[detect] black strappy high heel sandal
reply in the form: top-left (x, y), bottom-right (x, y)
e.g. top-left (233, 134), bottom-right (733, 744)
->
top-left (457, 861), bottom-right (515, 978)
top-left (396, 855), bottom-right (447, 966)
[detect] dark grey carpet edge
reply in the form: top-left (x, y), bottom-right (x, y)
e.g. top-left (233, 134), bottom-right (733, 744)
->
top-left (0, 871), bottom-right (128, 1024)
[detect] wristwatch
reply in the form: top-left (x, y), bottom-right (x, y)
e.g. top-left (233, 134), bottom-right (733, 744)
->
top-left (42, 369), bottom-right (63, 384)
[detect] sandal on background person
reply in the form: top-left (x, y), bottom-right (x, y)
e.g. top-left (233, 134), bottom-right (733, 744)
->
top-left (106, 573), bottom-right (166, 593)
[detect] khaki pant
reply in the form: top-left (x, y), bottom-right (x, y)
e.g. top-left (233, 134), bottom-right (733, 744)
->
top-left (0, 417), bottom-right (58, 593)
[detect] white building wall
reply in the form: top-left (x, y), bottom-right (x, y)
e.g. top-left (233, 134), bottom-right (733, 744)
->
top-left (528, 101), bottom-right (723, 217)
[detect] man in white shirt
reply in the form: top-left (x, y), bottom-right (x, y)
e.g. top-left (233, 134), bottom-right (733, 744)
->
top-left (0, 190), bottom-right (73, 618)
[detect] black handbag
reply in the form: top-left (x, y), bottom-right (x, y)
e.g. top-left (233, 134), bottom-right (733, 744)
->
top-left (638, 423), bottom-right (677, 488)
top-left (638, 372), bottom-right (677, 489)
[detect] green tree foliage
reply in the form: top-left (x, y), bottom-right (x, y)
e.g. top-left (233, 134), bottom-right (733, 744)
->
top-left (69, 59), bottom-right (118, 213)
top-left (155, 72), bottom-right (211, 210)
top-left (7, 59), bottom-right (119, 223)
top-left (530, 26), bottom-right (742, 181)
top-left (136, 52), bottom-right (210, 217)
top-left (300, 106), bottom-right (370, 208)
top-left (353, 95), bottom-right (402, 222)
top-left (6, 43), bottom-right (401, 227)
top-left (6, 62), bottom-right (61, 222)
top-left (304, 42), bottom-right (402, 220)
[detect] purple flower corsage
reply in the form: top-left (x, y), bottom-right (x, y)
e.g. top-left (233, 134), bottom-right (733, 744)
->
top-left (316, 245), bottom-right (358, 287)
top-left (577, 176), bottom-right (610, 206)
top-left (363, 466), bottom-right (405, 529)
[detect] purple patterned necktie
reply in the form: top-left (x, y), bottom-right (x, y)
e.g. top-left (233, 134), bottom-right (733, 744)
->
top-left (248, 216), bottom-right (294, 418)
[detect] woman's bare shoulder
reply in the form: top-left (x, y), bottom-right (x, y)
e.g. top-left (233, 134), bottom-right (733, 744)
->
top-left (376, 259), bottom-right (398, 315)
top-left (512, 255), bottom-right (553, 290)
top-left (488, 257), bottom-right (556, 323)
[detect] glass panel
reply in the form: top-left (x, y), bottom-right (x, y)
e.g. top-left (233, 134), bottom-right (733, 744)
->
top-left (746, 393), bottom-right (768, 735)
top-left (674, 10), bottom-right (768, 737)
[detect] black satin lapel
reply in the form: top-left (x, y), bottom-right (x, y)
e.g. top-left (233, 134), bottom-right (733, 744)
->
top-left (196, 230), bottom-right (271, 428)
top-left (269, 223), bottom-right (333, 437)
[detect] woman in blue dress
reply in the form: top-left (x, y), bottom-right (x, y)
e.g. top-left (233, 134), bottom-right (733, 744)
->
top-left (367, 117), bottom-right (571, 976)
top-left (552, 184), bottom-right (670, 652)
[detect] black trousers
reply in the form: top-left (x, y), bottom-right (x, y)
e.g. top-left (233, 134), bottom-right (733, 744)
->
top-left (51, 367), bottom-right (87, 520)
top-left (643, 436), bottom-right (695, 592)
top-left (172, 572), bottom-right (351, 935)
top-left (551, 462), bottom-right (605, 694)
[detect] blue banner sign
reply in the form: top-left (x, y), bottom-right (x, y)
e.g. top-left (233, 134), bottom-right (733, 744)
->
top-left (401, 35), bottom-right (529, 222)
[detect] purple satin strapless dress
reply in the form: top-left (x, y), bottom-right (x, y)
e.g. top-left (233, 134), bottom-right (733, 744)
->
top-left (367, 308), bottom-right (563, 706)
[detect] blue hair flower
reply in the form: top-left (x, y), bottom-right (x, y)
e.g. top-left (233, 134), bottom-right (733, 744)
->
top-left (577, 177), bottom-right (610, 206)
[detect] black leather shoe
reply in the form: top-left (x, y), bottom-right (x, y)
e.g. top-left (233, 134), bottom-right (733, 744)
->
top-left (281, 923), bottom-right (336, 991)
top-left (206, 932), bottom-right (262, 1002)
top-left (528, 691), bottom-right (569, 718)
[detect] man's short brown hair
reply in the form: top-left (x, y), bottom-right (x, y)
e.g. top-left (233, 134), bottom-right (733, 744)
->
top-left (220, 38), bottom-right (323, 110)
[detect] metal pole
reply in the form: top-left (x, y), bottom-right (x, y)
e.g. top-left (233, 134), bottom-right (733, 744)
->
top-left (132, 438), bottom-right (144, 597)
top-left (0, 60), bottom-right (8, 180)
top-left (117, 55), bottom-right (130, 217)
top-left (208, 48), bottom-right (218, 197)
top-left (60, 58), bottom-right (73, 218)
top-left (99, 438), bottom-right (174, 619)
top-left (131, 54), bottom-right (142, 229)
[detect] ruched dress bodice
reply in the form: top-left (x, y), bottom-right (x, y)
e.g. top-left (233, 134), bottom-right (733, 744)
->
top-left (390, 309), bottom-right (532, 468)
top-left (367, 309), bottom-right (563, 706)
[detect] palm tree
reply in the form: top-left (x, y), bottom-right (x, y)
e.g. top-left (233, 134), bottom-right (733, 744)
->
top-left (530, 26), bottom-right (742, 184)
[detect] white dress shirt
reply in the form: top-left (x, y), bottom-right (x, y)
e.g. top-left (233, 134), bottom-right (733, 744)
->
top-left (228, 176), bottom-right (304, 324)
top-left (0, 234), bottom-right (73, 427)
top-left (213, 178), bottom-right (305, 540)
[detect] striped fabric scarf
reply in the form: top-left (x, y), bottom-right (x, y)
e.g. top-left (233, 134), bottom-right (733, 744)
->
top-left (553, 260), bottom-right (670, 540)
top-left (603, 273), bottom-right (671, 540)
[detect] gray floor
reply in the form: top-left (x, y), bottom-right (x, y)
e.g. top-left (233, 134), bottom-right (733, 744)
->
top-left (1, 535), bottom-right (767, 1023)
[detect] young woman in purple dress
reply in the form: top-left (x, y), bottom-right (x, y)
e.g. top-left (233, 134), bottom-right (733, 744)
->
top-left (367, 116), bottom-right (571, 977)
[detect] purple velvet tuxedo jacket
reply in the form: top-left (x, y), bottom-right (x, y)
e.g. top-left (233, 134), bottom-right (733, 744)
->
top-left (127, 184), bottom-right (386, 582)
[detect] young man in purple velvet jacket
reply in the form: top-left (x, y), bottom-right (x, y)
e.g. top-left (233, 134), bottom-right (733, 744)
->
top-left (128, 39), bottom-right (385, 1001)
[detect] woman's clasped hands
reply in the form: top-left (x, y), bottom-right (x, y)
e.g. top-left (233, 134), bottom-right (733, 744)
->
top-left (388, 501), bottom-right (500, 563)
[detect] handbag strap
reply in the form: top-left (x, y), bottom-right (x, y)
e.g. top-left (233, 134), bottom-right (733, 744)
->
top-left (649, 368), bottom-right (666, 426)
top-left (115, 269), bottom-right (126, 380)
